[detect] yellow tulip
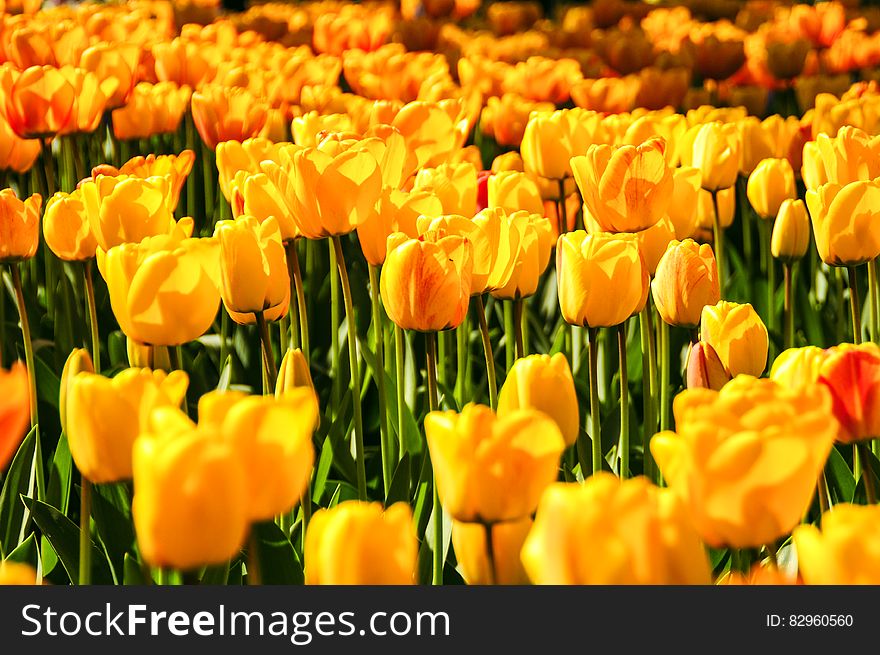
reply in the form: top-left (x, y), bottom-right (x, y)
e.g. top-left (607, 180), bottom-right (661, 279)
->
top-left (424, 403), bottom-right (565, 523)
top-left (633, 215), bottom-right (676, 276)
top-left (497, 352), bottom-right (578, 446)
top-left (228, 171), bottom-right (298, 243)
top-left (571, 137), bottom-right (673, 233)
top-left (736, 114), bottom-right (802, 175)
top-left (391, 98), bottom-right (468, 169)
top-left (215, 215), bottom-right (289, 325)
top-left (666, 166), bottom-right (702, 240)
top-left (652, 239), bottom-right (720, 328)
top-left (521, 107), bottom-right (601, 180)
top-left (99, 231), bottom-right (221, 346)
top-left (690, 121), bottom-right (741, 191)
top-left (651, 376), bottom-right (836, 548)
top-left (815, 125), bottom-right (880, 186)
top-left (521, 474), bottom-right (712, 584)
top-left (111, 81), bottom-right (192, 141)
top-left (700, 300), bottom-right (769, 377)
top-left (801, 140), bottom-right (828, 191)
top-left (412, 162), bottom-right (477, 217)
top-left (380, 231), bottom-right (473, 332)
top-left (557, 230), bottom-right (648, 328)
top-left (275, 348), bottom-right (316, 398)
top-left (67, 368), bottom-right (188, 483)
top-left (452, 518), bottom-right (532, 585)
top-left (481, 93), bottom-right (554, 147)
top-left (491, 212), bottom-right (553, 301)
top-left (133, 411), bottom-right (249, 570)
top-left (807, 180), bottom-right (880, 266)
top-left (291, 111), bottom-right (353, 147)
top-left (769, 346), bottom-right (831, 389)
top-left (746, 157), bottom-right (796, 220)
top-left (487, 170), bottom-right (544, 216)
top-left (305, 501), bottom-right (417, 584)
top-left (59, 348), bottom-right (94, 437)
top-left (357, 188), bottom-right (441, 267)
top-left (794, 504), bottom-right (880, 584)
top-left (215, 137), bottom-right (288, 202)
top-left (116, 151), bottom-right (195, 211)
top-left (79, 42), bottom-right (140, 109)
top-left (695, 186), bottom-right (736, 232)
top-left (42, 190), bottom-right (98, 262)
top-left (771, 199), bottom-right (810, 262)
top-left (0, 188), bottom-right (41, 262)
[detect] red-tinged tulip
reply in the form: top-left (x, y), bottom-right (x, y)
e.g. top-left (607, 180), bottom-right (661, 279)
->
top-left (0, 362), bottom-right (29, 472)
top-left (192, 85), bottom-right (269, 151)
top-left (817, 343), bottom-right (880, 444)
top-left (2, 65), bottom-right (75, 138)
top-left (686, 341), bottom-right (731, 391)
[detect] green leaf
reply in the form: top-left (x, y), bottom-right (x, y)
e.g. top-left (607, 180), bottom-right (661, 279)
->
top-left (108, 331), bottom-right (128, 370)
top-left (216, 354), bottom-right (232, 391)
top-left (249, 521), bottom-right (303, 585)
top-left (200, 561), bottom-right (231, 585)
top-left (35, 355), bottom-right (61, 411)
top-left (311, 436), bottom-right (334, 504)
top-left (0, 425), bottom-right (37, 557)
top-left (825, 446), bottom-right (855, 504)
top-left (22, 496), bottom-right (114, 585)
top-left (385, 453), bottom-right (411, 506)
top-left (123, 553), bottom-right (148, 585)
top-left (90, 482), bottom-right (135, 579)
top-left (45, 434), bottom-right (72, 515)
top-left (4, 532), bottom-right (37, 568)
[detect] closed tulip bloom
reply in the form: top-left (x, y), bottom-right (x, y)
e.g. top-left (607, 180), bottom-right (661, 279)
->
top-left (491, 211), bottom-right (553, 300)
top-left (771, 199), bottom-right (810, 262)
top-left (81, 175), bottom-right (179, 251)
top-left (57, 67), bottom-right (111, 136)
top-left (0, 189), bottom-right (41, 262)
top-left (305, 501), bottom-right (417, 585)
top-left (701, 301), bottom-right (769, 377)
top-left (806, 180), bottom-right (880, 267)
top-left (557, 231), bottom-right (649, 328)
top-left (817, 344), bottom-right (880, 444)
top-left (229, 171), bottom-right (298, 242)
top-left (521, 107), bottom-right (600, 180)
top-left (42, 190), bottom-right (98, 262)
top-left (275, 348), bottom-right (317, 407)
top-left (0, 362), bottom-right (29, 472)
top-left (191, 85), bottom-right (268, 150)
top-left (133, 413), bottom-right (248, 570)
top-left (770, 346), bottom-right (832, 389)
top-left (815, 125), bottom-right (880, 186)
top-left (794, 504), bottom-right (880, 584)
top-left (487, 170), bottom-right (544, 216)
top-left (685, 341), bottom-right (731, 391)
top-left (80, 42), bottom-right (140, 109)
top-left (263, 142), bottom-right (383, 239)
top-left (67, 368), bottom-right (188, 483)
top-left (633, 215), bottom-right (676, 276)
top-left (357, 188), bottom-right (441, 266)
top-left (419, 209), bottom-right (520, 295)
top-left (380, 232), bottom-right (473, 332)
top-left (521, 474), bottom-right (712, 585)
top-left (667, 166), bottom-right (702, 240)
top-left (218, 390), bottom-right (317, 521)
top-left (491, 151), bottom-right (525, 174)
top-left (497, 353), bottom-right (578, 446)
top-left (691, 122), bottom-right (741, 191)
top-left (571, 137), bottom-right (674, 234)
top-left (801, 140), bottom-right (828, 191)
top-left (746, 158), bottom-right (796, 220)
top-left (215, 215), bottom-right (289, 325)
top-left (3, 65), bottom-right (75, 138)
top-left (651, 376), bottom-right (837, 548)
top-left (59, 348), bottom-right (94, 437)
top-left (452, 518), bottom-right (532, 585)
top-left (425, 403), bottom-right (564, 523)
top-left (413, 162), bottom-right (478, 217)
top-left (99, 231), bottom-right (221, 346)
top-left (652, 239), bottom-right (720, 328)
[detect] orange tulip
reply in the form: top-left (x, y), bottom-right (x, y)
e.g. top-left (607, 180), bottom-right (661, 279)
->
top-left (0, 362), bottom-right (29, 471)
top-left (358, 188), bottom-right (442, 267)
top-left (111, 82), bottom-right (192, 140)
top-left (152, 37), bottom-right (216, 88)
top-left (0, 113), bottom-right (39, 173)
top-left (491, 211), bottom-right (553, 301)
top-left (79, 42), bottom-right (140, 109)
top-left (191, 84), bottom-right (269, 150)
top-left (480, 93), bottom-right (554, 148)
top-left (2, 65), bottom-right (75, 138)
top-left (0, 188), bottom-right (41, 262)
top-left (652, 238), bottom-right (720, 328)
top-left (57, 67), bottom-right (111, 136)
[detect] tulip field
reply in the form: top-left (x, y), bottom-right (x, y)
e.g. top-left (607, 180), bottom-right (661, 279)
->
top-left (2, 0), bottom-right (880, 588)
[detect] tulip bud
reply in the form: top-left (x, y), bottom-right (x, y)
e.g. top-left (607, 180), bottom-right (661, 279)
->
top-left (746, 157), bottom-right (796, 220)
top-left (793, 504), bottom-right (880, 584)
top-left (701, 300), bottom-right (768, 377)
top-left (0, 362), bottom-right (30, 472)
top-left (452, 518), bottom-right (532, 585)
top-left (43, 191), bottom-right (98, 262)
top-left (690, 121), bottom-right (740, 191)
top-left (497, 353), bottom-right (579, 446)
top-left (491, 211), bottom-right (553, 301)
top-left (771, 199), bottom-right (810, 262)
top-left (59, 348), bottom-right (94, 436)
top-left (685, 341), bottom-right (731, 391)
top-left (652, 239), bottom-right (720, 328)
top-left (0, 189), bottom-right (41, 263)
top-left (305, 501), bottom-right (417, 585)
top-left (191, 84), bottom-right (268, 150)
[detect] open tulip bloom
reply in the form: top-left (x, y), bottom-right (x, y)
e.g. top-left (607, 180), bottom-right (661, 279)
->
top-left (3, 0), bottom-right (880, 596)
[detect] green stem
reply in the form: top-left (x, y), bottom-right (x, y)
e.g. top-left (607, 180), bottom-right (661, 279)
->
top-left (711, 189), bottom-right (725, 293)
top-left (571, 325), bottom-right (581, 373)
top-left (475, 295), bottom-right (498, 410)
top-left (764, 219), bottom-right (775, 349)
top-left (301, 483), bottom-right (311, 556)
top-left (483, 522), bottom-right (496, 585)
top-left (370, 264), bottom-right (392, 497)
top-left (817, 471), bottom-right (831, 514)
top-left (870, 258), bottom-right (880, 344)
top-left (556, 177), bottom-right (566, 237)
top-left (639, 308), bottom-right (656, 481)
top-left (513, 298), bottom-right (525, 360)
top-left (11, 265), bottom-right (37, 428)
top-left (618, 322), bottom-right (629, 479)
top-left (858, 442), bottom-right (877, 504)
top-left (184, 111), bottom-right (197, 223)
top-left (219, 311), bottom-right (230, 373)
top-left (425, 331), bottom-right (443, 585)
top-left (658, 318), bottom-right (671, 431)
top-left (455, 315), bottom-right (468, 405)
top-left (849, 265), bottom-right (862, 345)
top-left (255, 310), bottom-right (277, 390)
top-left (503, 300), bottom-right (514, 373)
top-left (79, 479), bottom-right (91, 585)
top-left (783, 262), bottom-right (794, 350)
top-left (395, 325), bottom-right (406, 459)
top-left (333, 236), bottom-right (367, 501)
top-left (329, 239), bottom-right (341, 411)
top-left (588, 326), bottom-right (602, 475)
top-left (201, 142), bottom-right (215, 227)
top-left (765, 544), bottom-right (778, 568)
top-left (83, 261), bottom-right (100, 373)
top-left (286, 240), bottom-right (309, 360)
